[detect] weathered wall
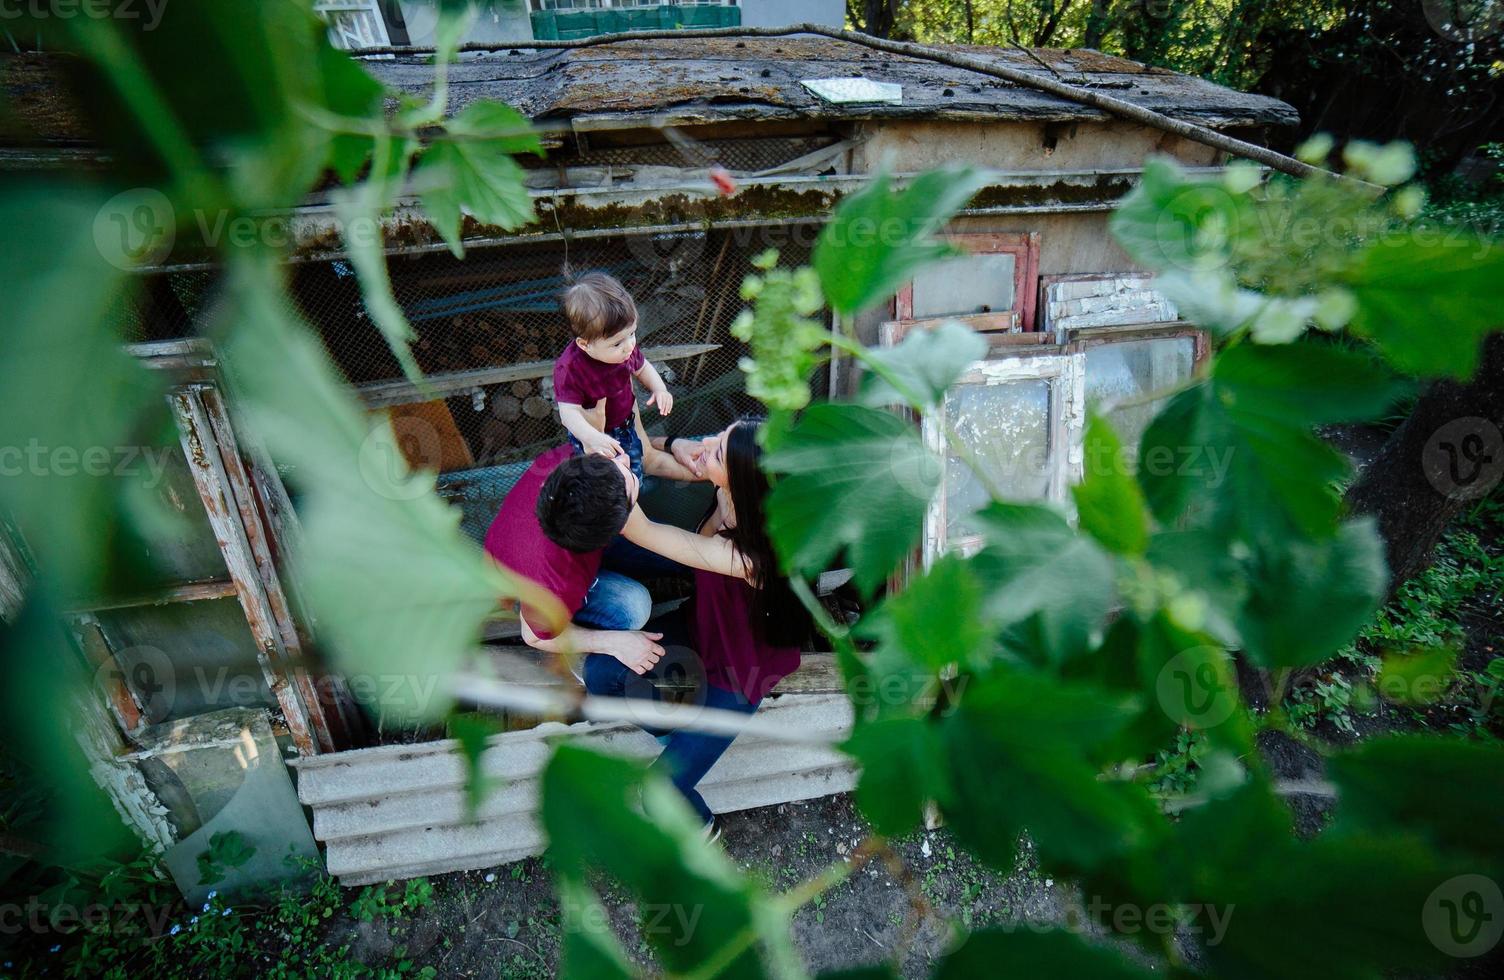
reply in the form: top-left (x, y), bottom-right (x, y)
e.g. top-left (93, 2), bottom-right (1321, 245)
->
top-left (853, 118), bottom-right (1223, 173)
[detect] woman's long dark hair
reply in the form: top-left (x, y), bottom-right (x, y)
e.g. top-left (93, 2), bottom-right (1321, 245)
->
top-left (713, 417), bottom-right (810, 648)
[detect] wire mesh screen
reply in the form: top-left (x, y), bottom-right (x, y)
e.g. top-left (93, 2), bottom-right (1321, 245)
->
top-left (121, 222), bottom-right (825, 541)
top-left (308, 224), bottom-right (820, 539)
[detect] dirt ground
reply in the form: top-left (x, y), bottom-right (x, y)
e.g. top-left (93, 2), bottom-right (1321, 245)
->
top-left (333, 792), bottom-right (1069, 979)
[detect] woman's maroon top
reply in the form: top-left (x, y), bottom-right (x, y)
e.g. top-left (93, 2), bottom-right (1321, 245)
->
top-left (686, 566), bottom-right (801, 702)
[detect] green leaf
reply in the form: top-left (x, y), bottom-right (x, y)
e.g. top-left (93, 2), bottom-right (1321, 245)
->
top-left (941, 675), bottom-right (1156, 872)
top-left (556, 877), bottom-right (636, 980)
top-left (843, 716), bottom-right (948, 836)
top-left (1137, 376), bottom-right (1350, 539)
top-left (220, 257), bottom-right (561, 724)
top-left (936, 929), bottom-right (1155, 980)
top-left (449, 713), bottom-right (505, 821)
top-left (814, 166), bottom-right (992, 316)
top-left (443, 100), bottom-right (544, 155)
top-left (1143, 528), bottom-right (1248, 648)
top-left (763, 404), bottom-right (938, 596)
top-left (336, 136), bottom-right (424, 383)
top-left (1374, 647), bottom-right (1457, 706)
top-left (1072, 414), bottom-right (1149, 556)
top-left (1327, 736), bottom-right (1504, 873)
top-left (1212, 342), bottom-right (1409, 425)
top-left (884, 554), bottom-right (993, 671)
top-left (968, 503), bottom-right (1116, 664)
top-left (1236, 518), bottom-right (1387, 668)
top-left (855, 319), bottom-right (987, 410)
top-left (416, 136), bottom-right (536, 259)
top-left (541, 745), bottom-right (779, 978)
top-left (1345, 233), bottom-right (1504, 378)
top-left (1108, 157), bottom-right (1257, 273)
top-left (316, 41), bottom-right (385, 184)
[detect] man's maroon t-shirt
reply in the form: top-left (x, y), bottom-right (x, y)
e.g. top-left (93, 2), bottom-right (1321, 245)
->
top-left (552, 342), bottom-right (645, 430)
top-left (483, 445), bottom-right (601, 639)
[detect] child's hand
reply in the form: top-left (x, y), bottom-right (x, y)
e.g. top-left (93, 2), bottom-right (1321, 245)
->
top-left (582, 430), bottom-right (625, 458)
top-left (649, 388), bottom-right (674, 416)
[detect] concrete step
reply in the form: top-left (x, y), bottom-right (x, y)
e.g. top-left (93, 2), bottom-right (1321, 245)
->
top-left (293, 693), bottom-right (856, 884)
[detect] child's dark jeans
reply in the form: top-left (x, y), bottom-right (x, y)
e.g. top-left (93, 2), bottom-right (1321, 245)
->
top-left (568, 421), bottom-right (643, 482)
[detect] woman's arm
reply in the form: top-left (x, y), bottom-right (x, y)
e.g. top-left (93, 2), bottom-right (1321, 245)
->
top-left (636, 406), bottom-right (699, 481)
top-left (621, 505), bottom-right (750, 580)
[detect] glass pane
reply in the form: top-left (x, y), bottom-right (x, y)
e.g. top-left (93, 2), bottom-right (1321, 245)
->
top-left (944, 379), bottom-right (1052, 537)
top-left (912, 252), bottom-right (1016, 319)
top-left (1086, 337), bottom-right (1196, 453)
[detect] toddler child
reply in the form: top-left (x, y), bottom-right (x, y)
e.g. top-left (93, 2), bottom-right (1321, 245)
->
top-left (553, 271), bottom-right (672, 480)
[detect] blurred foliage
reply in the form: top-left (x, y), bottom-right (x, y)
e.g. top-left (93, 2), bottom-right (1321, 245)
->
top-left (3, 2), bottom-right (1504, 978)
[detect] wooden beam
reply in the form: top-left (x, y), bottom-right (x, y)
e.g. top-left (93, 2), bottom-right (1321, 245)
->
top-left (170, 386), bottom-right (322, 757)
top-left (478, 646), bottom-right (843, 696)
top-left (356, 343), bottom-right (721, 409)
top-left (65, 579), bottom-right (239, 615)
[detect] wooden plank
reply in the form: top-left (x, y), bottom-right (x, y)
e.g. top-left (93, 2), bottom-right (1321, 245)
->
top-left (356, 343), bottom-right (721, 409)
top-left (65, 579), bottom-right (239, 615)
top-left (67, 614), bottom-right (146, 737)
top-left (170, 387), bottom-right (321, 757)
top-left (200, 385), bottom-right (352, 753)
top-left (382, 400), bottom-right (476, 472)
top-left (478, 647), bottom-right (844, 696)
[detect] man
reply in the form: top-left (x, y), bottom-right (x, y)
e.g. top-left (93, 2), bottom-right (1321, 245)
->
top-left (484, 438), bottom-right (737, 675)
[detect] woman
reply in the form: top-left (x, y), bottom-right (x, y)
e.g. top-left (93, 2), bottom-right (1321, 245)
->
top-left (587, 418), bottom-right (811, 834)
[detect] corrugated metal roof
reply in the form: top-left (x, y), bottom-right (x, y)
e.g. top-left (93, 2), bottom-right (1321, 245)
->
top-left (292, 692), bottom-right (855, 885)
top-left (367, 36), bottom-right (1299, 129)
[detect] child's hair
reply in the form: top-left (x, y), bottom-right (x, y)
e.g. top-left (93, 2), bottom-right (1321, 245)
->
top-left (560, 271), bottom-right (636, 342)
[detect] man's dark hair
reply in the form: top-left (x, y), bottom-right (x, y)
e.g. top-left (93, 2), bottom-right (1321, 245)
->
top-left (537, 454), bottom-right (631, 553)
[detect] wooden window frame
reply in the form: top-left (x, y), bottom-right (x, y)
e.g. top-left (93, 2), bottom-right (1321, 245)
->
top-left (921, 344), bottom-right (1084, 564)
top-left (895, 232), bottom-right (1041, 334)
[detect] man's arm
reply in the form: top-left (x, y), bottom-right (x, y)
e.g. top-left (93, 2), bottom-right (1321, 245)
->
top-left (518, 616), bottom-right (664, 675)
top-left (637, 406), bottom-right (698, 481)
top-left (621, 505), bottom-right (750, 580)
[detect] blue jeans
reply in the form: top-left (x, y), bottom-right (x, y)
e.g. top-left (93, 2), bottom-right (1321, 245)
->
top-left (568, 421), bottom-right (643, 482)
top-left (583, 610), bottom-right (758, 824)
top-left (572, 571), bottom-right (651, 631)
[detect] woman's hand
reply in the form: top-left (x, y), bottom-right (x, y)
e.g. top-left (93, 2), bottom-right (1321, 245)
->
top-left (671, 436), bottom-right (708, 478)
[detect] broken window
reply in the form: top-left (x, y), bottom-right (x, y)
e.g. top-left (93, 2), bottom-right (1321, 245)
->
top-left (895, 232), bottom-right (1041, 336)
